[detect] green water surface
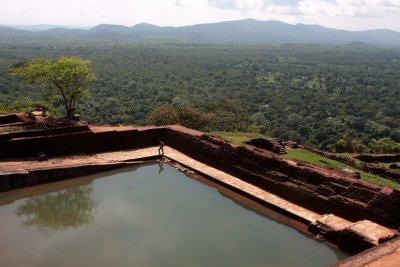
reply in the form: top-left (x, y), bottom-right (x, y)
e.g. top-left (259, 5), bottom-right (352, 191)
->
top-left (0, 162), bottom-right (347, 267)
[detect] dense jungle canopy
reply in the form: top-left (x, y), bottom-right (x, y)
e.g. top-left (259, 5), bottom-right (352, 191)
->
top-left (0, 38), bottom-right (399, 150)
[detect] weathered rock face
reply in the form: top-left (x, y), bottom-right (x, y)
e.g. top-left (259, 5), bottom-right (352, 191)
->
top-left (0, 114), bottom-right (23, 124)
top-left (309, 215), bottom-right (397, 254)
top-left (244, 138), bottom-right (285, 154)
top-left (0, 113), bottom-right (35, 128)
top-left (362, 164), bottom-right (400, 181)
top-left (0, 127), bottom-right (164, 159)
top-left (0, 124), bottom-right (399, 229)
top-left (331, 236), bottom-right (400, 267)
top-left (163, 126), bottom-right (400, 229)
top-left (0, 163), bottom-right (135, 192)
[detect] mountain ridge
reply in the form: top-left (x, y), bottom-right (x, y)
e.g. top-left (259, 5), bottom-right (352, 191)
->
top-left (1, 19), bottom-right (400, 45)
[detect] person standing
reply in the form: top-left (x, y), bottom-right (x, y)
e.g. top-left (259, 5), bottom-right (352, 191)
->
top-left (158, 140), bottom-right (165, 155)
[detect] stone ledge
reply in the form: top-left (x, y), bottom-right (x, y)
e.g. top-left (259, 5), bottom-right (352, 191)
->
top-left (332, 236), bottom-right (400, 267)
top-left (310, 214), bottom-right (398, 254)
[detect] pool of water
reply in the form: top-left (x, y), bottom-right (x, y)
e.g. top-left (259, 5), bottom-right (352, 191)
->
top-left (0, 162), bottom-right (347, 267)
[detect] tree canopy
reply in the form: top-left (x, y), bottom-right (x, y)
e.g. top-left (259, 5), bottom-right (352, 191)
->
top-left (9, 56), bottom-right (95, 122)
top-left (1, 40), bottom-right (399, 150)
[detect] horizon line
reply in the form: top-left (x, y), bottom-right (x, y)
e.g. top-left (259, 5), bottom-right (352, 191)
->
top-left (1, 18), bottom-right (399, 33)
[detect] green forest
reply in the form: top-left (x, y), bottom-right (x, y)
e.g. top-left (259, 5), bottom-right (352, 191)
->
top-left (0, 39), bottom-right (399, 151)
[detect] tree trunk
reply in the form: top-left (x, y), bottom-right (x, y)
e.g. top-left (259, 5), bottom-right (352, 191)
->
top-left (65, 108), bottom-right (72, 124)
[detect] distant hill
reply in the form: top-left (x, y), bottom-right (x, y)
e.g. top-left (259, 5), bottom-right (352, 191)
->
top-left (1, 25), bottom-right (90, 32)
top-left (1, 19), bottom-right (400, 46)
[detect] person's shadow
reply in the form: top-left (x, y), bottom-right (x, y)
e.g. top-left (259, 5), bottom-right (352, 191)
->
top-left (157, 159), bottom-right (164, 174)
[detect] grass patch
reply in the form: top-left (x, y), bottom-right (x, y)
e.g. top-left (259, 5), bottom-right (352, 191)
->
top-left (339, 153), bottom-right (400, 173)
top-left (284, 149), bottom-right (347, 168)
top-left (378, 162), bottom-right (400, 173)
top-left (283, 149), bottom-right (400, 189)
top-left (211, 133), bottom-right (400, 189)
top-left (337, 153), bottom-right (363, 164)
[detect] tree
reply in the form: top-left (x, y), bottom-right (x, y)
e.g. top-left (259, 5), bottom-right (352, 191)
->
top-left (147, 104), bottom-right (180, 126)
top-left (147, 104), bottom-right (215, 131)
top-left (175, 106), bottom-right (215, 130)
top-left (368, 138), bottom-right (400, 153)
top-left (329, 134), bottom-right (366, 153)
top-left (213, 99), bottom-right (253, 132)
top-left (9, 56), bottom-right (95, 123)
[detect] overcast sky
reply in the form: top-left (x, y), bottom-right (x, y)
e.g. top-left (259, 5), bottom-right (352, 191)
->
top-left (0, 0), bottom-right (399, 31)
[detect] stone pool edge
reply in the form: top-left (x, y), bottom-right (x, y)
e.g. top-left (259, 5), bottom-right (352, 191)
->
top-left (1, 124), bottom-right (400, 266)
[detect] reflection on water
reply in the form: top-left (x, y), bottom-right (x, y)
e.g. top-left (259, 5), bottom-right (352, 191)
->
top-left (0, 163), bottom-right (347, 267)
top-left (16, 185), bottom-right (97, 234)
top-left (157, 159), bottom-right (165, 174)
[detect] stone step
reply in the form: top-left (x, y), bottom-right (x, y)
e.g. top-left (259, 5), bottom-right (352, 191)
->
top-left (310, 214), bottom-right (397, 254)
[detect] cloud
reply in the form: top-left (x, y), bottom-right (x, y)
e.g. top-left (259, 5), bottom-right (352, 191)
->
top-left (261, 0), bottom-right (303, 15)
top-left (262, 0), bottom-right (302, 7)
top-left (207, 0), bottom-right (239, 9)
top-left (207, 0), bottom-right (261, 10)
top-left (298, 0), bottom-right (400, 18)
top-left (175, 0), bottom-right (185, 6)
top-left (207, 0), bottom-right (303, 14)
top-left (382, 0), bottom-right (400, 8)
top-left (207, 0), bottom-right (303, 10)
top-left (265, 5), bottom-right (303, 15)
top-left (100, 13), bottom-right (112, 18)
top-left (205, 0), bottom-right (400, 17)
top-left (204, 0), bottom-right (400, 29)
